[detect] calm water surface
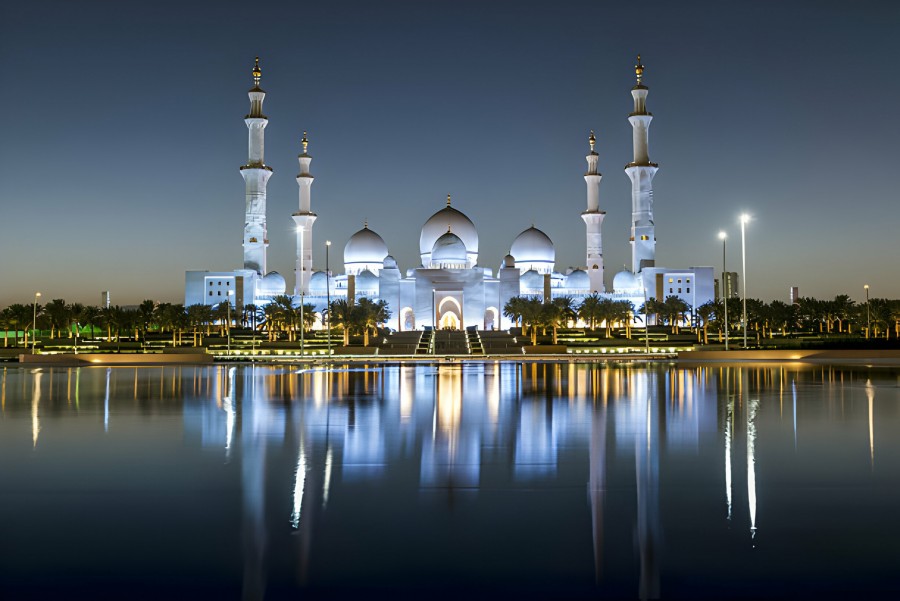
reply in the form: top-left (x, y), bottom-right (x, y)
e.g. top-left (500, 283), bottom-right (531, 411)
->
top-left (1, 362), bottom-right (899, 600)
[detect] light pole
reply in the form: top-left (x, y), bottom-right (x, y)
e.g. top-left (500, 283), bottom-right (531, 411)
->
top-left (719, 231), bottom-right (729, 351)
top-left (32, 292), bottom-right (41, 352)
top-left (740, 214), bottom-right (750, 348)
top-left (325, 240), bottom-right (331, 358)
top-left (226, 289), bottom-right (234, 355)
top-left (644, 285), bottom-right (650, 355)
top-left (864, 284), bottom-right (870, 339)
top-left (432, 289), bottom-right (436, 355)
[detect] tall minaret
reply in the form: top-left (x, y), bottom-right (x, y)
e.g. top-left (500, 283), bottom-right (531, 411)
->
top-left (292, 132), bottom-right (317, 295)
top-left (240, 57), bottom-right (273, 276)
top-left (625, 55), bottom-right (659, 274)
top-left (582, 130), bottom-right (606, 293)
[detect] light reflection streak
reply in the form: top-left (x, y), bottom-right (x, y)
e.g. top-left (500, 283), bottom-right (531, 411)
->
top-left (291, 441), bottom-right (308, 529)
top-left (866, 379), bottom-right (874, 469)
top-left (102, 367), bottom-right (112, 431)
top-left (32, 370), bottom-right (42, 447)
top-left (792, 379), bottom-right (797, 450)
top-left (224, 367), bottom-right (236, 456)
top-left (725, 394), bottom-right (733, 521)
top-left (322, 447), bottom-right (333, 509)
top-left (747, 396), bottom-right (758, 540)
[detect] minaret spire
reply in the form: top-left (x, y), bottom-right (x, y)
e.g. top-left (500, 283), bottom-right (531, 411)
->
top-left (582, 130), bottom-right (606, 292)
top-left (625, 54), bottom-right (659, 274)
top-left (292, 131), bottom-right (317, 295)
top-left (240, 56), bottom-right (272, 276)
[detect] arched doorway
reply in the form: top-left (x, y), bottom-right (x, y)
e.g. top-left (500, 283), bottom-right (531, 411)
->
top-left (401, 307), bottom-right (415, 331)
top-left (437, 296), bottom-right (462, 330)
top-left (484, 306), bottom-right (498, 330)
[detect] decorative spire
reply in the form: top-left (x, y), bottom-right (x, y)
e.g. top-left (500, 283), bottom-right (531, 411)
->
top-left (589, 130), bottom-right (596, 153)
top-left (252, 56), bottom-right (262, 86)
top-left (364, 219), bottom-right (368, 229)
top-left (447, 224), bottom-right (453, 233)
top-left (634, 54), bottom-right (644, 87)
top-left (301, 131), bottom-right (308, 154)
top-left (446, 194), bottom-right (452, 207)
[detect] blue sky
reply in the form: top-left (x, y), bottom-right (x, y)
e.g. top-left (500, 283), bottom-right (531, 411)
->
top-left (1, 0), bottom-right (897, 305)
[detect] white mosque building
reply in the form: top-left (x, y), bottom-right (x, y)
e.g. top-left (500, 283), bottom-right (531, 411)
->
top-left (185, 56), bottom-right (714, 331)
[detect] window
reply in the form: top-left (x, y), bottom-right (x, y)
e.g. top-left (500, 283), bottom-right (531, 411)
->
top-left (677, 279), bottom-right (682, 284)
top-left (687, 278), bottom-right (691, 284)
top-left (640, 235), bottom-right (649, 240)
top-left (678, 288), bottom-right (682, 293)
top-left (687, 287), bottom-right (691, 293)
top-left (668, 278), bottom-right (673, 283)
top-left (208, 291), bottom-right (213, 296)
top-left (669, 288), bottom-right (673, 293)
top-left (209, 282), bottom-right (213, 286)
top-left (217, 291), bottom-right (222, 296)
top-left (226, 281), bottom-right (230, 286)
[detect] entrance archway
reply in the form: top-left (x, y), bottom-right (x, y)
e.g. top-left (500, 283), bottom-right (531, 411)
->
top-left (440, 312), bottom-right (460, 330)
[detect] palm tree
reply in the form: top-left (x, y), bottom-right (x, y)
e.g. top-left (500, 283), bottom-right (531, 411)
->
top-left (138, 299), bottom-right (157, 340)
top-left (662, 296), bottom-right (690, 334)
top-left (696, 300), bottom-right (718, 344)
top-left (212, 302), bottom-right (231, 336)
top-left (551, 296), bottom-right (577, 329)
top-left (356, 297), bottom-right (391, 346)
top-left (541, 302), bottom-right (563, 344)
top-left (578, 293), bottom-right (602, 332)
top-left (519, 297), bottom-right (544, 345)
top-left (0, 307), bottom-right (12, 347)
top-left (78, 305), bottom-right (100, 340)
top-left (6, 304), bottom-right (33, 347)
top-left (43, 298), bottom-right (70, 339)
top-left (328, 299), bottom-right (355, 345)
top-left (503, 296), bottom-right (527, 330)
top-left (186, 304), bottom-right (210, 346)
top-left (612, 300), bottom-right (635, 339)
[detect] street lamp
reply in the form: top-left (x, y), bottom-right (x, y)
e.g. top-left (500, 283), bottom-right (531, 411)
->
top-left (226, 289), bottom-right (234, 355)
top-left (325, 240), bottom-right (331, 358)
top-left (32, 292), bottom-right (41, 352)
top-left (864, 284), bottom-right (870, 339)
top-left (719, 231), bottom-right (729, 351)
top-left (740, 214), bottom-right (750, 348)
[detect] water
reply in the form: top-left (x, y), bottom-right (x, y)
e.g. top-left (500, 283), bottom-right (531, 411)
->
top-left (1, 362), bottom-right (899, 600)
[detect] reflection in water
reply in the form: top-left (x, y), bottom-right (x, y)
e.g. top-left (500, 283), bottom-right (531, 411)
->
top-left (2, 362), bottom-right (899, 599)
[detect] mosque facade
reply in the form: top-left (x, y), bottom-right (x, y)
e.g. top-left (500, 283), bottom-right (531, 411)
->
top-left (185, 57), bottom-right (714, 330)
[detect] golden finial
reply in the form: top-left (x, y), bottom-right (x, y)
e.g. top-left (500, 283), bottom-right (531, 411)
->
top-left (589, 130), bottom-right (596, 152)
top-left (635, 54), bottom-right (644, 86)
top-left (446, 194), bottom-right (452, 207)
top-left (252, 56), bottom-right (262, 85)
top-left (364, 219), bottom-right (368, 229)
top-left (447, 224), bottom-right (452, 233)
top-left (301, 131), bottom-right (308, 154)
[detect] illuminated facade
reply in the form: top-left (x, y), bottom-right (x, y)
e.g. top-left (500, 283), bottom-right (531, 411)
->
top-left (184, 56), bottom-right (714, 328)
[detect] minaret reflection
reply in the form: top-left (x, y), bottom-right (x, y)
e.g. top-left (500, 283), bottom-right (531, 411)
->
top-left (242, 365), bottom-right (268, 601)
top-left (224, 367), bottom-right (236, 458)
top-left (724, 370), bottom-right (733, 521)
top-left (632, 369), bottom-right (660, 601)
top-left (589, 396), bottom-right (607, 582)
top-left (792, 379), bottom-right (798, 450)
top-left (866, 379), bottom-right (875, 469)
top-left (32, 369), bottom-right (42, 447)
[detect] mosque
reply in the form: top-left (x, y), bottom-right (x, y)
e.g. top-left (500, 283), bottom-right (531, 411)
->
top-left (185, 56), bottom-right (714, 330)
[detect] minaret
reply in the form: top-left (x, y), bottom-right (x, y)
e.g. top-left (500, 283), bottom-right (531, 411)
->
top-left (582, 130), bottom-right (606, 292)
top-left (292, 132), bottom-right (317, 295)
top-left (240, 57), bottom-right (273, 276)
top-left (625, 55), bottom-right (659, 274)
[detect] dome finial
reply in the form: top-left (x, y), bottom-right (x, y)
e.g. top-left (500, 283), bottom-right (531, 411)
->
top-left (301, 131), bottom-right (308, 154)
top-left (589, 130), bottom-right (596, 152)
top-left (364, 219), bottom-right (368, 229)
top-left (635, 54), bottom-right (644, 86)
top-left (447, 224), bottom-right (452, 233)
top-left (252, 56), bottom-right (262, 86)
top-left (446, 193), bottom-right (451, 207)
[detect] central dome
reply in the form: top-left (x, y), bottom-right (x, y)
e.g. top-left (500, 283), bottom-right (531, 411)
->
top-left (430, 231), bottom-right (468, 267)
top-left (344, 225), bottom-right (389, 275)
top-left (420, 197), bottom-right (478, 266)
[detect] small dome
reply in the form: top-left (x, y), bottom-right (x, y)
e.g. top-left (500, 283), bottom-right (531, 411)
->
top-left (309, 270), bottom-right (329, 293)
top-left (420, 202), bottom-right (478, 264)
top-left (566, 269), bottom-right (590, 289)
top-left (431, 231), bottom-right (468, 265)
top-left (510, 226), bottom-right (555, 264)
top-left (344, 225), bottom-right (389, 267)
top-left (520, 269), bottom-right (543, 290)
top-left (501, 254), bottom-right (516, 269)
top-left (383, 255), bottom-right (398, 269)
top-left (356, 269), bottom-right (379, 289)
top-left (613, 269), bottom-right (641, 292)
top-left (257, 271), bottom-right (286, 297)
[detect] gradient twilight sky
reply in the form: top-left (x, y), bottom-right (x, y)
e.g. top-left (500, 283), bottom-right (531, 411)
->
top-left (1, 0), bottom-right (898, 307)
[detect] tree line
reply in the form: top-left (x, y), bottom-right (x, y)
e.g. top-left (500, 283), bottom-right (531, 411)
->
top-left (0, 294), bottom-right (392, 348)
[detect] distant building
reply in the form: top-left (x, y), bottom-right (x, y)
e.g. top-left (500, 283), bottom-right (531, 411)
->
top-left (789, 286), bottom-right (800, 305)
top-left (101, 290), bottom-right (110, 308)
top-left (715, 273), bottom-right (739, 301)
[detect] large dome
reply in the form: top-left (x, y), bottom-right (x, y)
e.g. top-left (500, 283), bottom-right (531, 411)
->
top-left (430, 231), bottom-right (468, 267)
top-left (566, 269), bottom-right (590, 290)
top-left (420, 198), bottom-right (478, 265)
top-left (344, 225), bottom-right (389, 275)
top-left (257, 271), bottom-right (286, 297)
top-left (510, 226), bottom-right (554, 274)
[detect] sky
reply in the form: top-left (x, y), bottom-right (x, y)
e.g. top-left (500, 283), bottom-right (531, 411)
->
top-left (1, 0), bottom-right (898, 306)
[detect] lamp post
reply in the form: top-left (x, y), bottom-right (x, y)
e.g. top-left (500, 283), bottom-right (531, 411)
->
top-left (432, 289), bottom-right (436, 355)
top-left (226, 289), bottom-right (234, 355)
top-left (719, 231), bottom-right (729, 351)
top-left (740, 214), bottom-right (750, 348)
top-left (325, 240), bottom-right (331, 358)
top-left (864, 284), bottom-right (870, 339)
top-left (644, 285), bottom-right (650, 355)
top-left (32, 292), bottom-right (41, 352)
